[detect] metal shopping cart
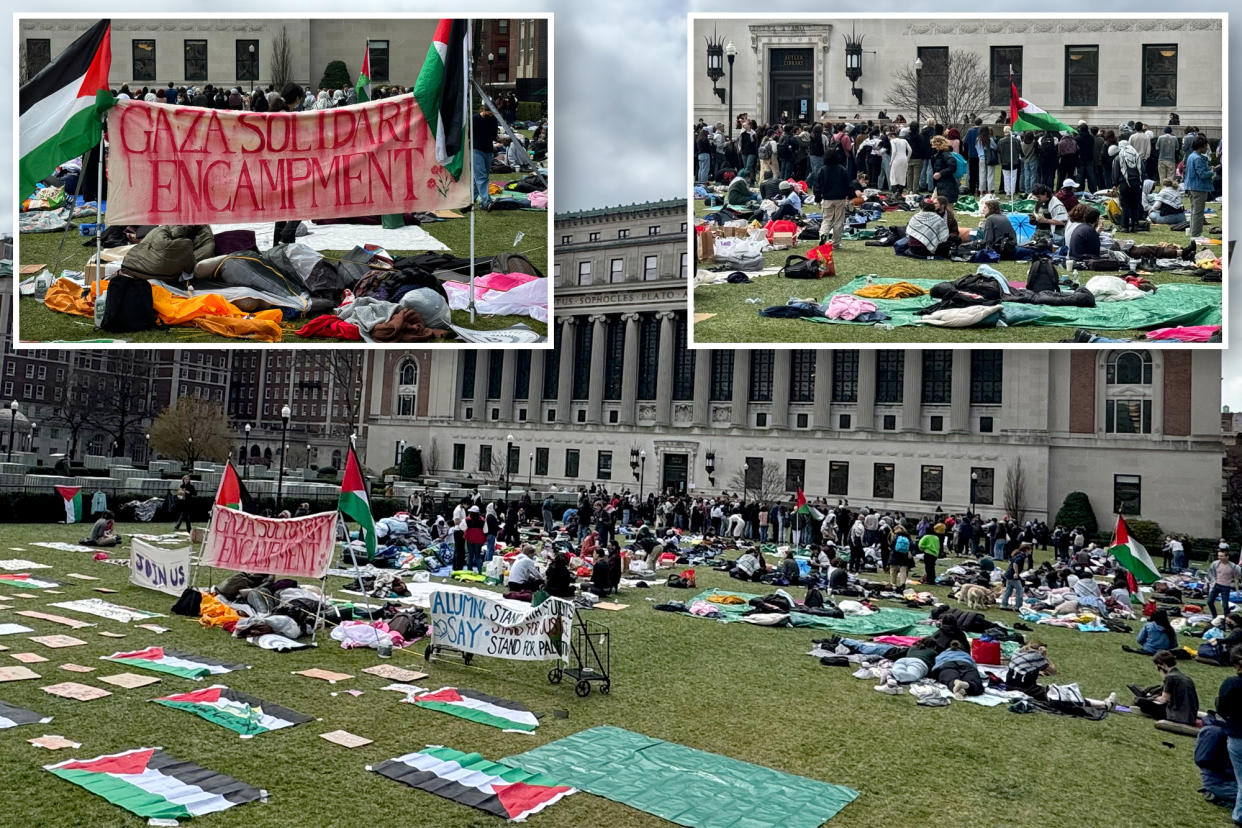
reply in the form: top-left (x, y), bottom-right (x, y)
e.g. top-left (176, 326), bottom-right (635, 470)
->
top-left (548, 609), bottom-right (611, 697)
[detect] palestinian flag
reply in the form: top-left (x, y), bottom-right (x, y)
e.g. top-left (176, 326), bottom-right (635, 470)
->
top-left (1108, 515), bottom-right (1159, 585)
top-left (413, 687), bottom-right (539, 732)
top-left (795, 489), bottom-right (809, 515)
top-left (413, 19), bottom-right (468, 179)
top-left (153, 685), bottom-right (311, 736)
top-left (372, 746), bottom-right (575, 821)
top-left (355, 43), bottom-right (371, 104)
top-left (0, 700), bottom-right (51, 730)
top-left (45, 747), bottom-right (262, 820)
top-left (1009, 75), bottom-right (1074, 134)
top-left (214, 461), bottom-right (257, 513)
top-left (338, 445), bottom-right (376, 559)
top-left (18, 20), bottom-right (113, 200)
top-left (0, 573), bottom-right (60, 589)
top-left (55, 485), bottom-right (83, 524)
top-left (102, 647), bottom-right (246, 680)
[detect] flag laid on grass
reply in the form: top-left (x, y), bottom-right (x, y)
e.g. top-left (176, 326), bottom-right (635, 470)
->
top-left (372, 746), bottom-right (575, 821)
top-left (355, 44), bottom-right (371, 104)
top-left (153, 686), bottom-right (311, 736)
top-left (0, 700), bottom-right (52, 729)
top-left (412, 687), bottom-right (539, 732)
top-left (0, 574), bottom-right (60, 589)
top-left (19, 19), bottom-right (113, 199)
top-left (1108, 515), bottom-right (1159, 585)
top-left (214, 461), bottom-right (256, 513)
top-left (101, 647), bottom-right (246, 680)
top-left (45, 747), bottom-right (262, 820)
top-left (338, 445), bottom-right (376, 559)
top-left (413, 19), bottom-right (468, 179)
top-left (1009, 75), bottom-right (1074, 134)
top-left (55, 485), bottom-right (83, 524)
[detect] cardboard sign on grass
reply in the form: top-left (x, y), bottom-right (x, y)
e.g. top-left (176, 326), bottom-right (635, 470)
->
top-left (98, 673), bottom-right (161, 689)
top-left (361, 665), bottom-right (428, 683)
top-left (42, 682), bottom-right (111, 701)
top-left (320, 730), bottom-right (372, 749)
top-left (0, 666), bottom-right (40, 682)
top-left (294, 668), bottom-right (352, 684)
top-left (29, 636), bottom-right (88, 649)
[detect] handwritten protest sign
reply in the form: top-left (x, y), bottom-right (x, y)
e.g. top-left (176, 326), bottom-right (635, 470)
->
top-left (129, 539), bottom-right (191, 596)
top-left (429, 590), bottom-right (573, 663)
top-left (105, 96), bottom-right (471, 225)
top-left (202, 509), bottom-right (336, 579)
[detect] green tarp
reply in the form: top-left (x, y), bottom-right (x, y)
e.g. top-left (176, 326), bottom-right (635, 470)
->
top-left (688, 589), bottom-right (931, 635)
top-left (808, 277), bottom-right (1221, 329)
top-left (501, 726), bottom-right (858, 828)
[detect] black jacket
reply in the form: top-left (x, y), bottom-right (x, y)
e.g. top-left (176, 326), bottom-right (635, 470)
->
top-left (813, 164), bottom-right (852, 202)
top-left (931, 151), bottom-right (959, 201)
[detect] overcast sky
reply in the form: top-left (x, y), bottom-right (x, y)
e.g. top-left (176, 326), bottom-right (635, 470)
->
top-left (4, 1), bottom-right (1237, 401)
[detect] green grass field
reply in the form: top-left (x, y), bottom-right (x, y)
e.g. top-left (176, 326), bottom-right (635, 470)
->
top-left (16, 170), bottom-right (548, 345)
top-left (0, 521), bottom-right (1229, 827)
top-left (692, 192), bottom-right (1223, 344)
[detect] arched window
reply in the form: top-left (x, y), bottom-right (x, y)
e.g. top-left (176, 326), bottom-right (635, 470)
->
top-left (1107, 351), bottom-right (1152, 385)
top-left (396, 358), bottom-right (418, 416)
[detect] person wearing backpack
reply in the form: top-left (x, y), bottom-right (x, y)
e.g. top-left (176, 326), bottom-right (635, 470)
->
top-left (976, 125), bottom-right (998, 196)
top-left (964, 118), bottom-right (982, 195)
top-left (997, 126), bottom-right (1022, 198)
top-left (778, 127), bottom-right (799, 180)
top-left (1111, 139), bottom-right (1144, 232)
top-left (929, 135), bottom-right (959, 202)
top-left (738, 120), bottom-right (758, 184)
top-left (813, 150), bottom-right (851, 248)
top-left (758, 129), bottom-right (777, 183)
top-left (1037, 132), bottom-right (1059, 190)
top-left (1056, 131), bottom-right (1079, 190)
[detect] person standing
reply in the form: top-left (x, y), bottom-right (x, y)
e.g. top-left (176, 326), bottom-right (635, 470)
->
top-left (813, 148), bottom-right (850, 248)
top-left (472, 104), bottom-right (499, 210)
top-left (888, 128), bottom-right (911, 196)
top-left (464, 506), bottom-right (486, 573)
top-left (929, 135), bottom-right (959, 203)
top-left (1209, 547), bottom-right (1242, 619)
top-left (997, 126), bottom-right (1021, 198)
top-left (907, 124), bottom-right (928, 194)
top-left (1075, 121), bottom-right (1095, 192)
top-left (964, 118), bottom-right (982, 196)
top-left (1185, 134), bottom-right (1214, 238)
top-left (1155, 126), bottom-right (1180, 186)
top-left (173, 475), bottom-right (196, 532)
top-left (1215, 646), bottom-right (1242, 824)
top-left (918, 527), bottom-right (940, 585)
top-left (976, 126), bottom-right (997, 196)
top-left (739, 120), bottom-right (758, 185)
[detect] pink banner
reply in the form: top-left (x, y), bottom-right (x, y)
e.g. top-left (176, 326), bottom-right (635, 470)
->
top-left (105, 97), bottom-right (471, 225)
top-left (203, 508), bottom-right (336, 578)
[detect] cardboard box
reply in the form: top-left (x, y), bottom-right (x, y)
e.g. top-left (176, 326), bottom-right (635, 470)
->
top-left (717, 226), bottom-right (750, 238)
top-left (772, 232), bottom-right (797, 247)
top-left (19, 264), bottom-right (45, 276)
top-left (83, 254), bottom-right (122, 283)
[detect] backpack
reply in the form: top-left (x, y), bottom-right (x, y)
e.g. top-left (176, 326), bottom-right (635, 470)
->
top-left (1057, 136), bottom-right (1078, 157)
top-left (1046, 683), bottom-right (1086, 705)
top-left (951, 152), bottom-right (968, 180)
top-left (491, 251), bottom-right (544, 279)
top-left (100, 275), bottom-right (158, 332)
top-left (758, 140), bottom-right (773, 160)
top-left (779, 254), bottom-right (824, 279)
top-left (1026, 256), bottom-right (1060, 293)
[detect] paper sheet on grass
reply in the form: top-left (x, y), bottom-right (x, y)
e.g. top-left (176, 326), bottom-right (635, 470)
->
top-left (502, 725), bottom-right (858, 828)
top-left (806, 277), bottom-right (1222, 329)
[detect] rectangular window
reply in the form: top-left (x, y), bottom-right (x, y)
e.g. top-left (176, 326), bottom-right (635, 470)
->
top-left (790, 351), bottom-right (815, 403)
top-left (560, 235), bottom-right (571, 245)
top-left (452, 443), bottom-right (465, 471)
top-left (989, 46), bottom-right (1022, 107)
top-left (589, 232), bottom-right (600, 242)
top-left (507, 445), bottom-right (520, 475)
top-left (832, 350), bottom-right (859, 402)
top-left (515, 350), bottom-right (531, 401)
top-left (597, 451), bottom-right (612, 480)
top-left (920, 465), bottom-right (943, 502)
top-left (572, 321), bottom-right (593, 400)
top-left (649, 225), bottom-right (661, 236)
top-left (680, 252), bottom-right (688, 279)
top-left (543, 325), bottom-right (561, 400)
top-left (829, 461), bottom-right (849, 496)
top-left (710, 351), bottom-right (733, 401)
top-left (980, 416), bottom-right (994, 433)
top-left (916, 46), bottom-right (948, 107)
top-left (610, 258), bottom-right (625, 283)
top-left (839, 413), bottom-right (851, 429)
top-left (184, 39), bottom-right (207, 82)
top-left (744, 457), bottom-right (763, 492)
top-left (883, 414), bottom-right (897, 430)
top-left (237, 39), bottom-right (259, 82)
top-left (487, 352), bottom-right (504, 399)
top-left (1064, 45), bottom-right (1098, 107)
top-left (618, 229), bottom-right (629, 239)
top-left (637, 315), bottom-right (660, 400)
top-left (930, 415), bottom-right (943, 432)
top-left (132, 40), bottom-right (156, 81)
top-left (749, 350), bottom-right (774, 402)
top-left (369, 40), bottom-right (390, 82)
top-left (873, 463), bottom-right (895, 499)
top-left (25, 39), bottom-right (51, 78)
top-left (970, 350), bottom-right (1003, 404)
top-left (785, 459), bottom-right (805, 493)
top-left (577, 261), bottom-right (592, 286)
top-left (922, 350), bottom-right (952, 404)
top-left (565, 449), bottom-right (580, 478)
top-left (643, 255), bottom-right (658, 281)
top-left (461, 350), bottom-right (476, 400)
top-left (479, 444), bottom-right (493, 473)
top-left (672, 316), bottom-right (694, 401)
top-left (535, 447), bottom-right (549, 476)
top-left (1142, 44), bottom-right (1177, 107)
top-left (498, 20), bottom-right (508, 34)
top-left (875, 350), bottom-right (904, 404)
top-left (1114, 474), bottom-right (1142, 515)
top-left (604, 318), bottom-right (624, 400)
top-left (1106, 399), bottom-right (1153, 434)
top-left (971, 467), bottom-right (995, 506)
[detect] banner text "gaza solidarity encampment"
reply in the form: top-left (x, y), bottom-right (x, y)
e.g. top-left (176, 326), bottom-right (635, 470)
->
top-left (104, 96), bottom-right (471, 225)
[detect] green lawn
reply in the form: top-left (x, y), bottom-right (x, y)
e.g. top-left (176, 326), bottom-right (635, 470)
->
top-left (693, 193), bottom-right (1223, 344)
top-left (16, 170), bottom-right (548, 345)
top-left (0, 521), bottom-right (1228, 827)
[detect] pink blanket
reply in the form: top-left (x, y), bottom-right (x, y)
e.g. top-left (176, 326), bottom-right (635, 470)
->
top-left (874, 635), bottom-right (921, 646)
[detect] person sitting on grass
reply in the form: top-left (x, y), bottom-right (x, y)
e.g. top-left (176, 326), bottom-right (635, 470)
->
top-left (826, 557), bottom-right (850, 592)
top-left (1006, 638), bottom-right (1057, 698)
top-left (966, 196), bottom-right (1017, 255)
top-left (931, 641), bottom-right (984, 698)
top-left (545, 551), bottom-right (577, 599)
top-left (1148, 178), bottom-right (1186, 225)
top-left (589, 549), bottom-right (612, 596)
top-left (1199, 615), bottom-right (1242, 666)
top-left (725, 175), bottom-right (759, 208)
top-left (780, 548), bottom-right (801, 585)
top-left (768, 180), bottom-right (803, 222)
top-left (1030, 184), bottom-right (1068, 242)
top-left (82, 510), bottom-right (120, 547)
top-left (507, 545), bottom-right (544, 592)
top-left (904, 200), bottom-right (949, 258)
top-left (1195, 713), bottom-right (1237, 808)
top-left (1130, 649), bottom-right (1199, 725)
top-left (731, 548), bottom-right (764, 582)
top-left (1065, 204), bottom-right (1103, 259)
top-left (1124, 608), bottom-right (1179, 655)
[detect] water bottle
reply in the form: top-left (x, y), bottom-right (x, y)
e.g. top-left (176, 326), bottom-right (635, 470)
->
top-left (376, 636), bottom-right (392, 659)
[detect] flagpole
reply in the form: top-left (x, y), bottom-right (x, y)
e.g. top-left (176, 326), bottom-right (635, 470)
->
top-left (466, 19), bottom-right (477, 323)
top-left (94, 113), bottom-right (105, 327)
top-left (48, 146), bottom-right (90, 287)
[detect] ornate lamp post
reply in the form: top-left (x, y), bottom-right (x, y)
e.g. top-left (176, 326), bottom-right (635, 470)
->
top-left (705, 28), bottom-right (726, 104)
top-left (970, 471), bottom-right (978, 516)
top-left (504, 433), bottom-right (515, 503)
top-left (242, 424), bottom-right (251, 478)
top-left (5, 400), bottom-right (17, 462)
top-left (725, 41), bottom-right (737, 131)
top-left (277, 404), bottom-right (291, 511)
top-left (914, 57), bottom-right (924, 128)
top-left (845, 29), bottom-right (865, 106)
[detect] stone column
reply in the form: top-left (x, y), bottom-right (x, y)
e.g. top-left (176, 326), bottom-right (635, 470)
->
top-left (472, 351), bottom-right (489, 421)
top-left (586, 314), bottom-right (608, 425)
top-left (527, 348), bottom-right (545, 415)
top-left (855, 350), bottom-right (876, 430)
top-left (770, 351), bottom-right (791, 429)
top-left (618, 313), bottom-right (640, 426)
top-left (555, 317), bottom-right (577, 424)
top-left (814, 350), bottom-right (833, 429)
top-left (730, 349), bottom-right (749, 428)
top-left (499, 350), bottom-right (516, 422)
top-left (950, 349), bottom-right (971, 433)
top-left (902, 350), bottom-right (923, 431)
top-left (693, 348), bottom-right (711, 426)
top-left (654, 312), bottom-right (676, 426)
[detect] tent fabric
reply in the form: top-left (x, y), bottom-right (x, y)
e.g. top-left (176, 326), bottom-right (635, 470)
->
top-left (687, 589), bottom-right (931, 635)
top-left (501, 726), bottom-right (859, 828)
top-left (43, 277), bottom-right (97, 317)
top-left (810, 277), bottom-right (1221, 329)
top-left (443, 273), bottom-right (548, 323)
top-left (208, 221), bottom-right (448, 253)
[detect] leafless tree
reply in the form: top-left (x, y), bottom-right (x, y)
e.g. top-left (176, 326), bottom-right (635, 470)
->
top-left (728, 460), bottom-right (788, 505)
top-left (885, 50), bottom-right (992, 129)
top-left (305, 352), bottom-right (365, 435)
top-left (88, 352), bottom-right (153, 457)
top-left (424, 438), bottom-right (440, 475)
top-left (148, 397), bottom-right (232, 468)
top-left (270, 25), bottom-right (294, 92)
top-left (1003, 458), bottom-right (1028, 524)
top-left (47, 374), bottom-right (100, 460)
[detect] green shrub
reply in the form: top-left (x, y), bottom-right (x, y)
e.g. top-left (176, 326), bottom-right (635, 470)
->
top-left (515, 101), bottom-right (543, 122)
top-left (399, 446), bottom-right (423, 479)
top-left (1125, 519), bottom-right (1164, 552)
top-left (318, 60), bottom-right (350, 92)
top-left (1054, 491), bottom-right (1098, 536)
